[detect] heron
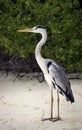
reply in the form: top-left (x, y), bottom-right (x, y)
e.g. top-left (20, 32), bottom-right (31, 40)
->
top-left (18, 25), bottom-right (75, 122)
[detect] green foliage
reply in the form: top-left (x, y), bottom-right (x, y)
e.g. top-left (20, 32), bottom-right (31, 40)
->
top-left (0, 0), bottom-right (82, 72)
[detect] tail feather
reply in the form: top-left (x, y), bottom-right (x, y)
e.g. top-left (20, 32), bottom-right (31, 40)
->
top-left (55, 83), bottom-right (75, 103)
top-left (66, 89), bottom-right (75, 103)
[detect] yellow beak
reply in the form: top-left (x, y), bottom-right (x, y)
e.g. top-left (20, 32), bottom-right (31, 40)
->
top-left (17, 28), bottom-right (33, 32)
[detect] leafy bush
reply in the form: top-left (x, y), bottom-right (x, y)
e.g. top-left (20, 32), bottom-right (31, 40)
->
top-left (0, 0), bottom-right (82, 72)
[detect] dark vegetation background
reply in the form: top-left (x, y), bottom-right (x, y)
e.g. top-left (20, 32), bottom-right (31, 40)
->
top-left (0, 0), bottom-right (82, 74)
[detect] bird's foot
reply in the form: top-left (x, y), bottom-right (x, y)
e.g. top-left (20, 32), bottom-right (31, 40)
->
top-left (41, 117), bottom-right (61, 122)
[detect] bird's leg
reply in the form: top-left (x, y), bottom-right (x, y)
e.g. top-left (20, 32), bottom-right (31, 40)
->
top-left (41, 88), bottom-right (61, 122)
top-left (41, 88), bottom-right (54, 121)
top-left (51, 88), bottom-right (53, 119)
top-left (57, 91), bottom-right (60, 119)
top-left (49, 90), bottom-right (61, 122)
top-left (48, 91), bottom-right (61, 122)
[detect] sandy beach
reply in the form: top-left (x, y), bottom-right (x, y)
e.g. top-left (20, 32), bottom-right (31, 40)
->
top-left (0, 73), bottom-right (82, 130)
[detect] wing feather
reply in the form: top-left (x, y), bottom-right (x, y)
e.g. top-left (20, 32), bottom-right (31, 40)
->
top-left (46, 60), bottom-right (74, 102)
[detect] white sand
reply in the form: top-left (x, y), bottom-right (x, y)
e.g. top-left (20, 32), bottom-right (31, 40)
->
top-left (0, 73), bottom-right (82, 130)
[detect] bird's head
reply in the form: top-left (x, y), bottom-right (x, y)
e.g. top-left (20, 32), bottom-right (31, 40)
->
top-left (18, 25), bottom-right (47, 35)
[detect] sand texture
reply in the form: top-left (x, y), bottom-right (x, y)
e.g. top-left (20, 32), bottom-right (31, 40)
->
top-left (0, 73), bottom-right (82, 130)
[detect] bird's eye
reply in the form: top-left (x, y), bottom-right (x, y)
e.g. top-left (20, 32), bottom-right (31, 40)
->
top-left (34, 25), bottom-right (45, 30)
top-left (37, 25), bottom-right (45, 29)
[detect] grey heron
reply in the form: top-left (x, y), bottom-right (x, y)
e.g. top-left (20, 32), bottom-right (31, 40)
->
top-left (18, 25), bottom-right (75, 122)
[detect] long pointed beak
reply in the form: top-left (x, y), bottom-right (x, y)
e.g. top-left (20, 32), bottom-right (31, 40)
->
top-left (17, 28), bottom-right (33, 32)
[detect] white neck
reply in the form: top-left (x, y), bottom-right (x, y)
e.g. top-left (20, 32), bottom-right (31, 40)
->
top-left (35, 30), bottom-right (47, 65)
